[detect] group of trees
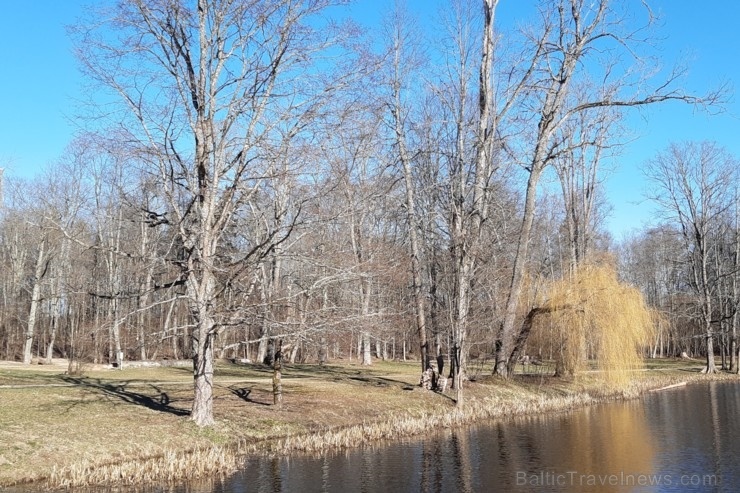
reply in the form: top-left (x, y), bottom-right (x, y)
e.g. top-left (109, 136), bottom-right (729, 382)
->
top-left (0, 0), bottom-right (727, 425)
top-left (621, 142), bottom-right (740, 374)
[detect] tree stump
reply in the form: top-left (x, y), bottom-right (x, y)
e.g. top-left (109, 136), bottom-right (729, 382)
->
top-left (420, 368), bottom-right (434, 390)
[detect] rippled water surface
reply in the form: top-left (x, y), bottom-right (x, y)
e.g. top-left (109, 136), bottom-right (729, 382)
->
top-left (208, 381), bottom-right (740, 493)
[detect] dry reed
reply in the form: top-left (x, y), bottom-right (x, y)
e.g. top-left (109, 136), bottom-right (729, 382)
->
top-left (47, 445), bottom-right (243, 489)
top-left (264, 371), bottom-right (720, 456)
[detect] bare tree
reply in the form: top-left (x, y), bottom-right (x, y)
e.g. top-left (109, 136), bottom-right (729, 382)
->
top-left (74, 0), bottom-right (354, 426)
top-left (22, 235), bottom-right (48, 365)
top-left (553, 105), bottom-right (617, 269)
top-left (383, 3), bottom-right (431, 374)
top-left (427, 0), bottom-right (498, 404)
top-left (645, 141), bottom-right (738, 373)
top-left (7, 178), bottom-right (57, 365)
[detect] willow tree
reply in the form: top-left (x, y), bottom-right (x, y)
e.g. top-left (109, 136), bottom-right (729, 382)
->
top-left (74, 0), bottom-right (352, 426)
top-left (533, 262), bottom-right (655, 386)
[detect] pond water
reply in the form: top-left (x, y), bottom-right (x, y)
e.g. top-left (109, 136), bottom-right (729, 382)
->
top-left (15, 381), bottom-right (740, 493)
top-left (206, 381), bottom-right (739, 493)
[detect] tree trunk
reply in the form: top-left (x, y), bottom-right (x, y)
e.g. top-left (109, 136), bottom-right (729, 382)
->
top-left (389, 48), bottom-right (429, 372)
top-left (703, 333), bottom-right (717, 374)
top-left (45, 297), bottom-right (60, 364)
top-left (495, 166), bottom-right (544, 377)
top-left (23, 240), bottom-right (47, 364)
top-left (731, 202), bottom-right (739, 372)
top-left (46, 237), bottom-right (69, 364)
top-left (319, 335), bottom-right (328, 365)
top-left (189, 267), bottom-right (217, 427)
top-left (191, 328), bottom-right (215, 427)
top-left (273, 340), bottom-right (283, 406)
top-left (107, 291), bottom-right (123, 370)
top-left (361, 331), bottom-right (372, 366)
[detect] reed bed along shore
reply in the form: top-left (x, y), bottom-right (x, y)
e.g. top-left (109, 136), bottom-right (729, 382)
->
top-left (267, 370), bottom-right (737, 456)
top-left (0, 358), bottom-right (735, 490)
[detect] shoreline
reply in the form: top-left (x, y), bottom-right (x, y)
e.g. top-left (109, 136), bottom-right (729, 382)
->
top-left (1, 360), bottom-right (737, 490)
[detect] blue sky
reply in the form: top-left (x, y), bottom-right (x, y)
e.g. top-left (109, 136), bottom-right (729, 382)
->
top-left (1, 1), bottom-right (738, 239)
top-left (0, 2), bottom-right (81, 180)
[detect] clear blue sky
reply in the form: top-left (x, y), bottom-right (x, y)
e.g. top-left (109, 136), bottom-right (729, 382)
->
top-left (1, 1), bottom-right (738, 239)
top-left (0, 1), bottom-right (82, 180)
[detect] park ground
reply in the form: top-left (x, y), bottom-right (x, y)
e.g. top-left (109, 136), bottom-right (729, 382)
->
top-left (0, 357), bottom-right (735, 489)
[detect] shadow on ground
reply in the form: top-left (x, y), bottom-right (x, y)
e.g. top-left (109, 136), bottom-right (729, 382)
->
top-left (217, 362), bottom-right (418, 391)
top-left (62, 376), bottom-right (190, 416)
top-left (225, 385), bottom-right (272, 406)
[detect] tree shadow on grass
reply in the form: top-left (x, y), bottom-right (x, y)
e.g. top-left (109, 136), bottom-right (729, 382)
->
top-left (225, 385), bottom-right (271, 406)
top-left (62, 376), bottom-right (190, 416)
top-left (216, 361), bottom-right (418, 390)
top-left (281, 364), bottom-right (418, 389)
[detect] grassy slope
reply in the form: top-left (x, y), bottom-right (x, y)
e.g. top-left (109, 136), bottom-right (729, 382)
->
top-left (0, 358), bottom-right (734, 489)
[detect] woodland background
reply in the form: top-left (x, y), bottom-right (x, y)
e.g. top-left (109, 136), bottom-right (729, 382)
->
top-left (0, 0), bottom-right (736, 424)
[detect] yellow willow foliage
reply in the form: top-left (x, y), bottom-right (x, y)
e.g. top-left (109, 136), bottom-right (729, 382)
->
top-left (537, 263), bottom-right (656, 386)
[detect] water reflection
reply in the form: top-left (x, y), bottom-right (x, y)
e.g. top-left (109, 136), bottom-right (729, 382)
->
top-left (215, 382), bottom-right (740, 493)
top-left (508, 400), bottom-right (656, 492)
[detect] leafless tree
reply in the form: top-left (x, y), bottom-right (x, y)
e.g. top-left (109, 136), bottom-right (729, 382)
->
top-left (645, 141), bottom-right (738, 373)
top-left (74, 0), bottom-right (355, 426)
top-left (553, 104), bottom-right (617, 270)
top-left (382, 3), bottom-right (432, 374)
top-left (427, 0), bottom-right (544, 404)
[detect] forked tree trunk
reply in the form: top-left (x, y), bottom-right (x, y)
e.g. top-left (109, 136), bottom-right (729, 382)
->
top-left (46, 237), bottom-right (69, 364)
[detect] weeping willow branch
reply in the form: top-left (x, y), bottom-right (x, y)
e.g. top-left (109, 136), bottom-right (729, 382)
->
top-left (532, 262), bottom-right (656, 386)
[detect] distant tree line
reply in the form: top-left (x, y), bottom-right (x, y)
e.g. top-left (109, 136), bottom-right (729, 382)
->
top-left (0, 0), bottom-right (726, 425)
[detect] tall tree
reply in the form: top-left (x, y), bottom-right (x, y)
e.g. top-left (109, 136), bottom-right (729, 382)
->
top-left (430, 0), bottom-right (541, 404)
top-left (431, 0), bottom-right (498, 404)
top-left (75, 0), bottom-right (353, 426)
top-left (383, 3), bottom-right (430, 374)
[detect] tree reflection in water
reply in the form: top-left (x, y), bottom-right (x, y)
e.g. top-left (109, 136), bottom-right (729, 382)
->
top-left (145, 382), bottom-right (739, 493)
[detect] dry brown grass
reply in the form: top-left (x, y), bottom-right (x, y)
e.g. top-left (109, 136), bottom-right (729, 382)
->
top-left (0, 358), bottom-right (733, 489)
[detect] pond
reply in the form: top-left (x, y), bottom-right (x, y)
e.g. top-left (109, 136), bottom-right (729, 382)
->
top-left (207, 381), bottom-right (739, 493)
